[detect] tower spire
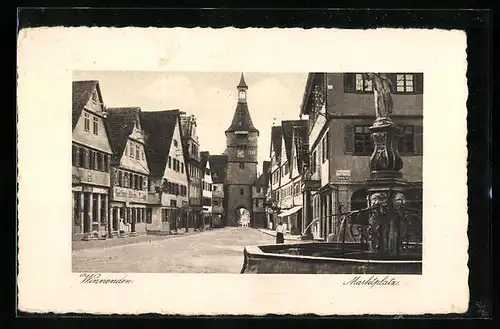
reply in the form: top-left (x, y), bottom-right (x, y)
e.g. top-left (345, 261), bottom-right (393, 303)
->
top-left (237, 73), bottom-right (248, 89)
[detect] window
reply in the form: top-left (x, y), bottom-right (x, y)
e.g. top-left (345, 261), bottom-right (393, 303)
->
top-left (181, 163), bottom-right (184, 173)
top-left (399, 126), bottom-right (415, 154)
top-left (284, 164), bottom-right (289, 175)
top-left (118, 171), bottom-right (123, 186)
top-left (125, 143), bottom-right (128, 155)
top-left (205, 169), bottom-right (210, 176)
top-left (355, 73), bottom-right (373, 92)
top-left (173, 139), bottom-right (178, 147)
top-left (123, 173), bottom-right (129, 187)
top-left (129, 142), bottom-right (134, 158)
top-left (326, 131), bottom-right (330, 159)
top-left (354, 125), bottom-right (373, 155)
top-left (136, 145), bottom-right (140, 159)
top-left (96, 152), bottom-right (102, 171)
top-left (104, 154), bottom-right (109, 171)
top-left (92, 116), bottom-right (98, 135)
top-left (240, 188), bottom-right (244, 195)
top-left (168, 156), bottom-right (172, 168)
top-left (89, 150), bottom-right (95, 170)
top-left (72, 145), bottom-right (78, 166)
top-left (239, 163), bottom-right (244, 170)
top-left (322, 137), bottom-right (328, 162)
top-left (396, 74), bottom-right (414, 92)
top-left (84, 112), bottom-right (90, 131)
top-left (79, 147), bottom-right (86, 167)
top-left (311, 150), bottom-right (317, 171)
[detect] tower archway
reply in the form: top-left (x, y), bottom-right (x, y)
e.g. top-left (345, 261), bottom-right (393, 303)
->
top-left (234, 206), bottom-right (251, 227)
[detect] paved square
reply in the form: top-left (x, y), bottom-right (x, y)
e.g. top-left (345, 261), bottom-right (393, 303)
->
top-left (72, 227), bottom-right (275, 273)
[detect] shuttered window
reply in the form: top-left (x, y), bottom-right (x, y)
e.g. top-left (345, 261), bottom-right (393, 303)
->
top-left (414, 73), bottom-right (424, 93)
top-left (414, 125), bottom-right (423, 155)
top-left (344, 125), bottom-right (355, 154)
top-left (343, 73), bottom-right (355, 93)
top-left (398, 126), bottom-right (415, 154)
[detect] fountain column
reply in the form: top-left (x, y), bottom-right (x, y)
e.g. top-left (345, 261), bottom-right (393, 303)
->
top-left (366, 73), bottom-right (408, 257)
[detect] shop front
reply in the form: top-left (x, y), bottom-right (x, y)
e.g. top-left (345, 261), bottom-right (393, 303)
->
top-left (72, 185), bottom-right (109, 241)
top-left (109, 186), bottom-right (148, 236)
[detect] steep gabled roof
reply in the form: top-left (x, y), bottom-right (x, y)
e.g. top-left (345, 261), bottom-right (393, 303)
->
top-left (281, 120), bottom-right (305, 163)
top-left (254, 160), bottom-right (271, 187)
top-left (200, 151), bottom-right (210, 171)
top-left (293, 121), bottom-right (308, 174)
top-left (270, 126), bottom-right (282, 158)
top-left (141, 110), bottom-right (180, 176)
top-left (209, 155), bottom-right (228, 184)
top-left (225, 102), bottom-right (259, 133)
top-left (72, 80), bottom-right (102, 129)
top-left (106, 107), bottom-right (141, 163)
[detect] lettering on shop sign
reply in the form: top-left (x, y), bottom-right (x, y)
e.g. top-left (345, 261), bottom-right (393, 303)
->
top-left (113, 187), bottom-right (147, 201)
top-left (336, 169), bottom-right (351, 181)
top-left (80, 273), bottom-right (134, 284)
top-left (342, 275), bottom-right (399, 288)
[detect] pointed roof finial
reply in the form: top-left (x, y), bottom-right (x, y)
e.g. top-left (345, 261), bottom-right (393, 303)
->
top-left (237, 73), bottom-right (248, 89)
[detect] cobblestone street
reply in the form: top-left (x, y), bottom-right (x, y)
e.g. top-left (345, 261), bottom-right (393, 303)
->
top-left (72, 227), bottom-right (275, 273)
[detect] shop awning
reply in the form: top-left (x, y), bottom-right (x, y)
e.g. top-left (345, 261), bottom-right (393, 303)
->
top-left (277, 206), bottom-right (302, 217)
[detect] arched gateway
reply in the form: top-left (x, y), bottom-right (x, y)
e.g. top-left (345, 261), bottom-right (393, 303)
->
top-left (235, 207), bottom-right (251, 227)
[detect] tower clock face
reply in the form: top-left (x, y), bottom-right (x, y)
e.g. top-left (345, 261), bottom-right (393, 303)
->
top-left (237, 149), bottom-right (244, 158)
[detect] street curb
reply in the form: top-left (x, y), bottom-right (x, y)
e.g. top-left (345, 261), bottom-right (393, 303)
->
top-left (73, 227), bottom-right (221, 251)
top-left (256, 229), bottom-right (300, 241)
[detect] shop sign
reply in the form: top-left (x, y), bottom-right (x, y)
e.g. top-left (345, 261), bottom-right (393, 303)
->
top-left (336, 169), bottom-right (351, 180)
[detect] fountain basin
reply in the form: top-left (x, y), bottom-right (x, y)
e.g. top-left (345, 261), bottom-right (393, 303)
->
top-left (240, 242), bottom-right (422, 274)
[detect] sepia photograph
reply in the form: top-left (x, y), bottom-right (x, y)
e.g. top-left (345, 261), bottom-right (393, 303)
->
top-left (71, 71), bottom-right (423, 275)
top-left (18, 26), bottom-right (468, 315)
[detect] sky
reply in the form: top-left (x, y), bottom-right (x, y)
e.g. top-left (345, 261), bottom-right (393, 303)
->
top-left (73, 71), bottom-right (308, 173)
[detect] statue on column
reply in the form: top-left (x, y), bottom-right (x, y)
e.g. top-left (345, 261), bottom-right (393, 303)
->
top-left (368, 73), bottom-right (394, 125)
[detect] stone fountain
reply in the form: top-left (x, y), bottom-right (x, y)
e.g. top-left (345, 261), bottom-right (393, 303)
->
top-left (241, 73), bottom-right (422, 274)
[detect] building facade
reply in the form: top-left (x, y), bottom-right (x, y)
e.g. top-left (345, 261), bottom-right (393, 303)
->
top-left (209, 155), bottom-right (227, 228)
top-left (180, 112), bottom-right (203, 231)
top-left (252, 161), bottom-right (270, 228)
top-left (200, 151), bottom-right (213, 229)
top-left (267, 125), bottom-right (283, 230)
top-left (224, 74), bottom-right (259, 226)
top-left (141, 110), bottom-right (190, 234)
top-left (300, 72), bottom-right (423, 241)
top-left (106, 107), bottom-right (150, 236)
top-left (72, 80), bottom-right (113, 240)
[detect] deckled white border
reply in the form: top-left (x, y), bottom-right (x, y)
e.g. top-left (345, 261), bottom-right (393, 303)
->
top-left (17, 27), bottom-right (468, 315)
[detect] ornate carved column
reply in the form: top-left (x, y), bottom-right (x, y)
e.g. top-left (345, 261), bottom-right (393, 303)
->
top-left (365, 73), bottom-right (408, 257)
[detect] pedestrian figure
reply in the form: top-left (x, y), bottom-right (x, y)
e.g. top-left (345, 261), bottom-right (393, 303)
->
top-left (276, 221), bottom-right (285, 244)
top-left (119, 218), bottom-right (125, 235)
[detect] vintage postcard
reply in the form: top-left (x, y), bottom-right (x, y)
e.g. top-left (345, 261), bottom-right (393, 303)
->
top-left (17, 27), bottom-right (468, 315)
